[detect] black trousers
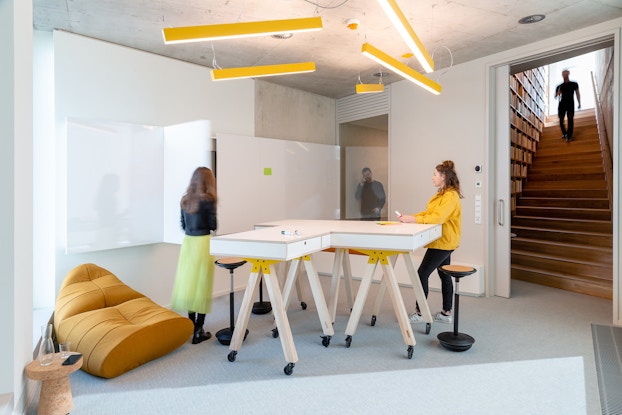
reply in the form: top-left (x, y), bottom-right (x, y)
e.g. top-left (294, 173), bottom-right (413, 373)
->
top-left (416, 248), bottom-right (454, 312)
top-left (558, 103), bottom-right (575, 138)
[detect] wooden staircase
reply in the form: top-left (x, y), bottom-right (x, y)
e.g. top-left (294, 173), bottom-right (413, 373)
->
top-left (510, 109), bottom-right (613, 299)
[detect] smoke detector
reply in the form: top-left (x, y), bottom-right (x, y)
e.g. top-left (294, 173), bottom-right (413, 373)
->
top-left (346, 19), bottom-right (360, 30)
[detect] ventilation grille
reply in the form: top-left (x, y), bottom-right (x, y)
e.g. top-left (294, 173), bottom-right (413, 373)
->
top-left (591, 324), bottom-right (622, 414)
top-left (336, 87), bottom-right (390, 125)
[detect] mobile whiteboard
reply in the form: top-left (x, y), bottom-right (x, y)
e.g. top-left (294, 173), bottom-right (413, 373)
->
top-left (216, 134), bottom-right (340, 235)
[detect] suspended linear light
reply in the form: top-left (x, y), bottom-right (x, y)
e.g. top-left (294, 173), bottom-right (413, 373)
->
top-left (163, 17), bottom-right (323, 44)
top-left (211, 62), bottom-right (316, 81)
top-left (361, 43), bottom-right (441, 95)
top-left (376, 0), bottom-right (434, 73)
top-left (356, 84), bottom-right (385, 94)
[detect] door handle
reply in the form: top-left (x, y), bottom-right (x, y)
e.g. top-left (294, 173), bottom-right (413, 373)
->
top-left (497, 199), bottom-right (504, 226)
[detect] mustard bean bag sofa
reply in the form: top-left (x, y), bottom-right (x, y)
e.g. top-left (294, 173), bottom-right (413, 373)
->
top-left (54, 263), bottom-right (194, 378)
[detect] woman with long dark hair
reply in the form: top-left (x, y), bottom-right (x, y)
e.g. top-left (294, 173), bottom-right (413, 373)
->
top-left (171, 167), bottom-right (218, 344)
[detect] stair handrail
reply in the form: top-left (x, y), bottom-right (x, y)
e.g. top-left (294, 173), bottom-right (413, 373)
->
top-left (590, 71), bottom-right (613, 206)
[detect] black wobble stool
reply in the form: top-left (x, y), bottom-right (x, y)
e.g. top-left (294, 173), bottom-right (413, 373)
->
top-left (215, 258), bottom-right (249, 346)
top-left (436, 264), bottom-right (476, 352)
top-left (252, 276), bottom-right (272, 315)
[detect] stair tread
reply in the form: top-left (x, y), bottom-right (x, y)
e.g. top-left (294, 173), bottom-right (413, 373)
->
top-left (511, 264), bottom-right (612, 283)
top-left (511, 225), bottom-right (612, 238)
top-left (517, 206), bottom-right (610, 211)
top-left (511, 248), bottom-right (612, 267)
top-left (512, 215), bottom-right (611, 224)
top-left (511, 237), bottom-right (613, 252)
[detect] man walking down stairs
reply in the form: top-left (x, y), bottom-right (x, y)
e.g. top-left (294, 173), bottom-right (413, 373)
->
top-left (511, 108), bottom-right (613, 299)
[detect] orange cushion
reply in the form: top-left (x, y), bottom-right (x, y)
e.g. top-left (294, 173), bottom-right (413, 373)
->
top-left (54, 264), bottom-right (193, 378)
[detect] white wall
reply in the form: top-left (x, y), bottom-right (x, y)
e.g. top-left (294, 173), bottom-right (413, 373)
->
top-left (49, 31), bottom-right (255, 308)
top-left (2, 0), bottom-right (34, 412)
top-left (390, 60), bottom-right (487, 266)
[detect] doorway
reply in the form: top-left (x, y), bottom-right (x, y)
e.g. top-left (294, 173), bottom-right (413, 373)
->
top-left (491, 35), bottom-right (616, 301)
top-left (339, 115), bottom-right (389, 220)
top-left (509, 49), bottom-right (614, 299)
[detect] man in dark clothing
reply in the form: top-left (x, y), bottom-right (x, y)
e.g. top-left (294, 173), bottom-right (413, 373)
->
top-left (355, 167), bottom-right (386, 221)
top-left (555, 69), bottom-right (581, 142)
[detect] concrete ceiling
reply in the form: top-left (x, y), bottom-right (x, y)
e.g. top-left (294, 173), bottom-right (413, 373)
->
top-left (33, 0), bottom-right (622, 99)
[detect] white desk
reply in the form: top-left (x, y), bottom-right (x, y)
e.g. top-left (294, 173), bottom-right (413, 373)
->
top-left (211, 219), bottom-right (441, 374)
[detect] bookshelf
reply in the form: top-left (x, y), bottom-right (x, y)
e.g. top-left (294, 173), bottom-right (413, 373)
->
top-left (509, 67), bottom-right (546, 214)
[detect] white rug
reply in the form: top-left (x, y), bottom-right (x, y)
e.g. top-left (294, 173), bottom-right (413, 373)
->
top-left (73, 356), bottom-right (585, 414)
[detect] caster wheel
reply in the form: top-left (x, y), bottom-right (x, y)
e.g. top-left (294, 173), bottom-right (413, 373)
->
top-left (284, 362), bottom-right (295, 376)
top-left (407, 345), bottom-right (414, 359)
top-left (301, 302), bottom-right (307, 310)
top-left (227, 351), bottom-right (237, 362)
top-left (425, 323), bottom-right (431, 334)
top-left (272, 328), bottom-right (279, 338)
top-left (321, 336), bottom-right (331, 347)
top-left (345, 335), bottom-right (352, 348)
top-left (371, 315), bottom-right (377, 326)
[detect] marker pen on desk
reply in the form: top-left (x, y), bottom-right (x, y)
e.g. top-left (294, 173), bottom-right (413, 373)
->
top-left (281, 230), bottom-right (301, 236)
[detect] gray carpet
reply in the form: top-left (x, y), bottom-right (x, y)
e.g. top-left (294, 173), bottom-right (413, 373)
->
top-left (72, 357), bottom-right (585, 415)
top-left (28, 278), bottom-right (613, 414)
top-left (592, 324), bottom-right (622, 415)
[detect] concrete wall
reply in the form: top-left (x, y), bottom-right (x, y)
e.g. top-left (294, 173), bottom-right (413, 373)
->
top-left (255, 80), bottom-right (336, 144)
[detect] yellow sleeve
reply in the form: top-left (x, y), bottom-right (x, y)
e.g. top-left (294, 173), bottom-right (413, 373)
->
top-left (418, 192), bottom-right (459, 224)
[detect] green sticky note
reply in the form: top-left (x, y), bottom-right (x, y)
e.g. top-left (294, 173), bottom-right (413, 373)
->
top-left (264, 167), bottom-right (272, 176)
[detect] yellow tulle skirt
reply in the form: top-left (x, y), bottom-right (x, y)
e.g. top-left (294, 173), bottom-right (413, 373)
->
top-left (171, 234), bottom-right (214, 314)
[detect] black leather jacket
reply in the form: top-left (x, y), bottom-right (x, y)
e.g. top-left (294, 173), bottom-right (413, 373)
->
top-left (180, 200), bottom-right (217, 236)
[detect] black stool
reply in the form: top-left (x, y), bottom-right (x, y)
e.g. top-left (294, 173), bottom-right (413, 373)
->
top-left (215, 258), bottom-right (249, 346)
top-left (436, 264), bottom-right (476, 352)
top-left (252, 276), bottom-right (272, 315)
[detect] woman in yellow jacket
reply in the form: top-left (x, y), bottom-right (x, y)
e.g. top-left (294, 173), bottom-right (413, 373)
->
top-left (399, 160), bottom-right (462, 324)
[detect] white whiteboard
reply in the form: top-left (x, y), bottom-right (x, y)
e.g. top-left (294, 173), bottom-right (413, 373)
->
top-left (66, 118), bottom-right (212, 253)
top-left (162, 120), bottom-right (213, 245)
top-left (216, 134), bottom-right (340, 234)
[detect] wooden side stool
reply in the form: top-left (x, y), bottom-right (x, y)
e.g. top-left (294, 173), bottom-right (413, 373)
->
top-left (215, 258), bottom-right (249, 345)
top-left (26, 353), bottom-right (83, 415)
top-left (436, 264), bottom-right (476, 352)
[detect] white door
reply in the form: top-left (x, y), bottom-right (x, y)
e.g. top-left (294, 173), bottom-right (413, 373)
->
top-left (493, 65), bottom-right (512, 298)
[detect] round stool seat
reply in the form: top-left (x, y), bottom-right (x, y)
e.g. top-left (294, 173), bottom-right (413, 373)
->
top-left (439, 264), bottom-right (476, 278)
top-left (215, 257), bottom-right (247, 270)
top-left (215, 257), bottom-right (248, 346)
top-left (436, 264), bottom-right (476, 352)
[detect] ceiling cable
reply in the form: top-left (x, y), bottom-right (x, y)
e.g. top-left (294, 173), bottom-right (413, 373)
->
top-left (301, 0), bottom-right (351, 9)
top-left (211, 42), bottom-right (222, 70)
top-left (431, 45), bottom-right (453, 81)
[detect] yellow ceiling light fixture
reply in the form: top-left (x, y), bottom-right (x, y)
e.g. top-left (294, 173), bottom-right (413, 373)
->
top-left (356, 84), bottom-right (385, 94)
top-left (355, 74), bottom-right (384, 94)
top-left (376, 0), bottom-right (434, 73)
top-left (163, 16), bottom-right (323, 44)
top-left (211, 62), bottom-right (316, 81)
top-left (361, 43), bottom-right (441, 95)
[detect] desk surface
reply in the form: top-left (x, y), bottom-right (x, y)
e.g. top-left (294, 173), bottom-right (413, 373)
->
top-left (211, 219), bottom-right (441, 260)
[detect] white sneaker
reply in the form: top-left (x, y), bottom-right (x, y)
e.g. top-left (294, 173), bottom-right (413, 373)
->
top-left (409, 312), bottom-right (424, 324)
top-left (434, 312), bottom-right (452, 324)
